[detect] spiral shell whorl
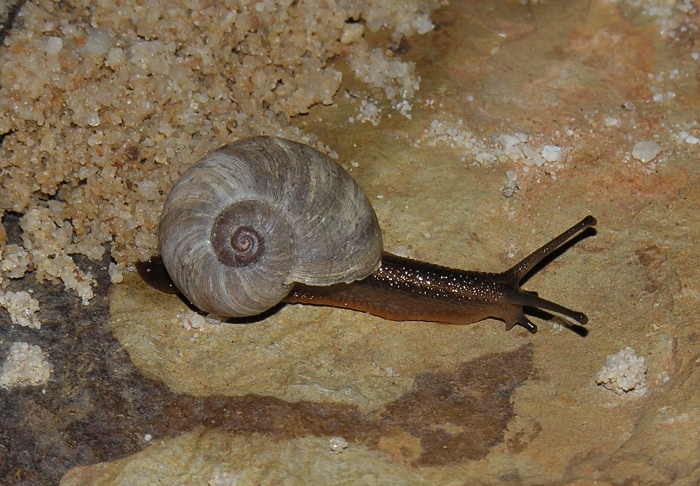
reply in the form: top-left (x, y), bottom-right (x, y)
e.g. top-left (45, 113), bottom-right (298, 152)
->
top-left (158, 136), bottom-right (383, 317)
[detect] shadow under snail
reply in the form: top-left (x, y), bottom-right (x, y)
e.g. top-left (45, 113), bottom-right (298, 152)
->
top-left (137, 136), bottom-right (596, 334)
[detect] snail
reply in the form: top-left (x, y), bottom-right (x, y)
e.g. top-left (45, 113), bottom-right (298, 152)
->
top-left (137, 136), bottom-right (596, 333)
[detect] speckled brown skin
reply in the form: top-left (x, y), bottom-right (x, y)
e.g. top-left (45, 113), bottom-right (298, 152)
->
top-left (284, 217), bottom-right (596, 333)
top-left (139, 217), bottom-right (596, 333)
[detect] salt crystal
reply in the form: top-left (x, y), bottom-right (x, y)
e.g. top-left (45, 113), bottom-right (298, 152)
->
top-left (413, 14), bottom-right (434, 35)
top-left (514, 132), bottom-right (529, 143)
top-left (0, 245), bottom-right (30, 278)
top-left (45, 37), bottom-right (63, 56)
top-left (209, 471), bottom-right (238, 485)
top-left (328, 436), bottom-right (348, 454)
top-left (501, 186), bottom-right (515, 198)
top-left (684, 134), bottom-right (700, 145)
top-left (82, 30), bottom-right (111, 57)
top-left (392, 246), bottom-right (409, 257)
top-left (76, 281), bottom-right (94, 305)
top-left (108, 263), bottom-right (123, 284)
top-left (0, 342), bottom-right (53, 389)
top-left (505, 143), bottom-right (523, 161)
top-left (341, 22), bottom-right (364, 44)
top-left (360, 102), bottom-right (378, 118)
top-left (522, 145), bottom-right (537, 159)
top-left (0, 291), bottom-right (41, 329)
top-left (176, 310), bottom-right (208, 331)
top-left (631, 141), bottom-right (662, 163)
top-left (499, 134), bottom-right (522, 149)
top-left (595, 347), bottom-right (647, 396)
top-left (86, 112), bottom-right (101, 127)
top-left (137, 179), bottom-right (159, 200)
top-left (541, 145), bottom-right (562, 162)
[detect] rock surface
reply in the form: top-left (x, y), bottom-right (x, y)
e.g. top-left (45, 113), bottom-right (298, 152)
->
top-left (2, 0), bottom-right (700, 484)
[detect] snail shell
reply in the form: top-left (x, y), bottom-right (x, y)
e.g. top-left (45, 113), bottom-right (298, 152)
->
top-left (159, 136), bottom-right (383, 317)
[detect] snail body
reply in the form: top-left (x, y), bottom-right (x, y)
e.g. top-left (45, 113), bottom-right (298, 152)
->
top-left (142, 136), bottom-right (596, 333)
